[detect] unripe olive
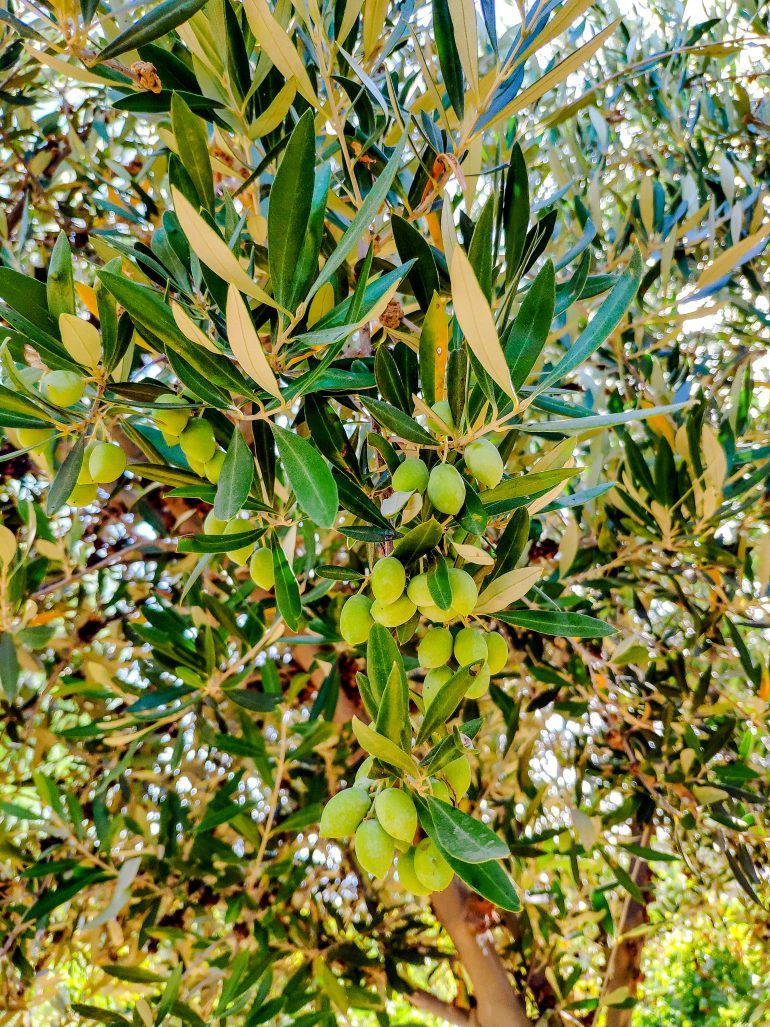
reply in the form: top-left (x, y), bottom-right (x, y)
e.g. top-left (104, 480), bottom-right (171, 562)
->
top-left (340, 594), bottom-right (374, 645)
top-left (430, 778), bottom-right (451, 802)
top-left (68, 483), bottom-right (97, 506)
top-left (371, 594), bottom-right (416, 628)
top-left (153, 394), bottom-right (191, 437)
top-left (414, 838), bottom-right (453, 891)
top-left (370, 556), bottom-right (406, 604)
top-left (374, 788), bottom-right (417, 844)
top-left (407, 573), bottom-right (432, 607)
top-left (454, 627), bottom-right (487, 666)
top-left (180, 419), bottom-right (216, 464)
top-left (319, 787), bottom-right (371, 838)
top-left (418, 626), bottom-right (453, 668)
top-left (427, 399), bottom-right (454, 436)
top-left (249, 547), bottom-right (275, 590)
top-left (443, 755), bottom-right (472, 798)
top-left (397, 849), bottom-right (432, 895)
top-left (427, 463), bottom-right (466, 515)
top-left (423, 666), bottom-right (452, 708)
top-left (42, 369), bottom-right (85, 407)
top-left (486, 632), bottom-right (508, 675)
top-left (392, 457), bottom-right (429, 493)
top-left (355, 755), bottom-right (375, 786)
top-left (204, 449), bottom-right (225, 484)
top-left (465, 664), bottom-right (490, 700)
top-left (88, 441), bottom-right (126, 484)
top-left (418, 603), bottom-right (455, 624)
top-left (448, 567), bottom-right (478, 618)
top-left (464, 438), bottom-right (504, 488)
top-left (17, 427), bottom-right (53, 450)
top-left (355, 819), bottom-right (395, 878)
top-left (223, 518), bottom-right (255, 565)
top-left (204, 511), bottom-right (227, 534)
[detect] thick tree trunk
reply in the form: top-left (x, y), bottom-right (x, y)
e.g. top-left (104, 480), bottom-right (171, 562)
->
top-left (603, 856), bottom-right (653, 1027)
top-left (432, 880), bottom-right (533, 1027)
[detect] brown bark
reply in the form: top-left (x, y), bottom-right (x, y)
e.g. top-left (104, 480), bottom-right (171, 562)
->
top-left (431, 879), bottom-right (533, 1027)
top-left (603, 856), bottom-right (653, 1027)
top-left (407, 988), bottom-right (473, 1026)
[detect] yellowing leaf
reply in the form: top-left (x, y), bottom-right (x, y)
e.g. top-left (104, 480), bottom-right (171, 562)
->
top-left (242, 0), bottom-right (318, 106)
top-left (171, 188), bottom-right (274, 306)
top-left (484, 22), bottom-right (618, 134)
top-left (59, 313), bottom-right (102, 368)
top-left (172, 302), bottom-right (219, 353)
top-left (447, 0), bottom-right (479, 97)
top-left (249, 78), bottom-right (297, 138)
top-left (696, 220), bottom-right (770, 291)
top-left (450, 246), bottom-right (515, 400)
top-left (451, 541), bottom-right (494, 565)
top-left (225, 285), bottom-right (282, 399)
top-left (475, 565), bottom-right (540, 614)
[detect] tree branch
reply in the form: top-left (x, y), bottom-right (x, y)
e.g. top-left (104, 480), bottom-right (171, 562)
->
top-left (431, 880), bottom-right (534, 1027)
top-left (602, 851), bottom-right (654, 1027)
top-left (406, 988), bottom-right (474, 1026)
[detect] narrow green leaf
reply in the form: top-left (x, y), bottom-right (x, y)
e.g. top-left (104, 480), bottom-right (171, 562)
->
top-left (272, 542), bottom-right (302, 630)
top-left (417, 664), bottom-right (476, 744)
top-left (351, 716), bottom-right (418, 776)
top-left (375, 663), bottom-right (410, 747)
top-left (272, 425), bottom-right (338, 529)
top-left (0, 632), bottom-right (19, 701)
top-left (425, 796), bottom-right (508, 863)
top-left (531, 247), bottom-right (643, 397)
top-left (308, 132), bottom-right (407, 300)
top-left (46, 436), bottom-right (85, 515)
top-left (98, 0), bottom-right (210, 60)
top-left (360, 397), bottom-right (436, 446)
top-left (213, 430), bottom-right (254, 521)
top-left (47, 231), bottom-right (75, 321)
top-left (171, 92), bottom-right (214, 212)
top-left (496, 609), bottom-right (616, 638)
top-left (504, 259), bottom-right (554, 389)
top-left (268, 111), bottom-right (315, 311)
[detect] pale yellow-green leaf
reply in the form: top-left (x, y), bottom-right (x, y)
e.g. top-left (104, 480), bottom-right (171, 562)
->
top-left (451, 541), bottom-right (494, 566)
top-left (695, 219), bottom-right (770, 291)
top-left (516, 0), bottom-right (594, 64)
top-left (351, 716), bottom-right (418, 776)
top-left (59, 313), bottom-right (102, 368)
top-left (242, 0), bottom-right (318, 105)
top-left (450, 246), bottom-right (515, 400)
top-left (482, 21), bottom-right (618, 134)
top-left (475, 565), bottom-right (540, 614)
top-left (307, 282), bottom-right (335, 327)
top-left (225, 285), bottom-right (282, 399)
top-left (171, 302), bottom-right (219, 354)
top-left (25, 45), bottom-right (119, 87)
top-left (0, 525), bottom-right (17, 566)
top-left (338, 0), bottom-right (366, 47)
top-left (171, 188), bottom-right (274, 306)
top-left (446, 0), bottom-right (479, 97)
top-left (755, 534), bottom-right (770, 591)
top-left (249, 79), bottom-right (297, 138)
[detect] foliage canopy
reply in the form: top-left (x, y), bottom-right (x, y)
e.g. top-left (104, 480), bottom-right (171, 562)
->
top-left (1, 0), bottom-right (769, 1024)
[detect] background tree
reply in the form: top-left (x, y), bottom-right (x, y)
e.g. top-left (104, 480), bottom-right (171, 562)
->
top-left (0, 0), bottom-right (769, 1025)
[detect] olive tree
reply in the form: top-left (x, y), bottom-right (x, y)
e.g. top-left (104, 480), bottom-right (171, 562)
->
top-left (0, 0), bottom-right (769, 1024)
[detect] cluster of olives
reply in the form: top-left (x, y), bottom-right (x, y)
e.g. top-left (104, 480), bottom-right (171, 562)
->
top-left (340, 555), bottom-right (473, 638)
top-left (69, 440), bottom-right (127, 506)
top-left (320, 760), bottom-right (470, 892)
top-left (391, 424), bottom-right (504, 517)
top-left (153, 400), bottom-right (227, 486)
top-left (201, 508), bottom-right (276, 586)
